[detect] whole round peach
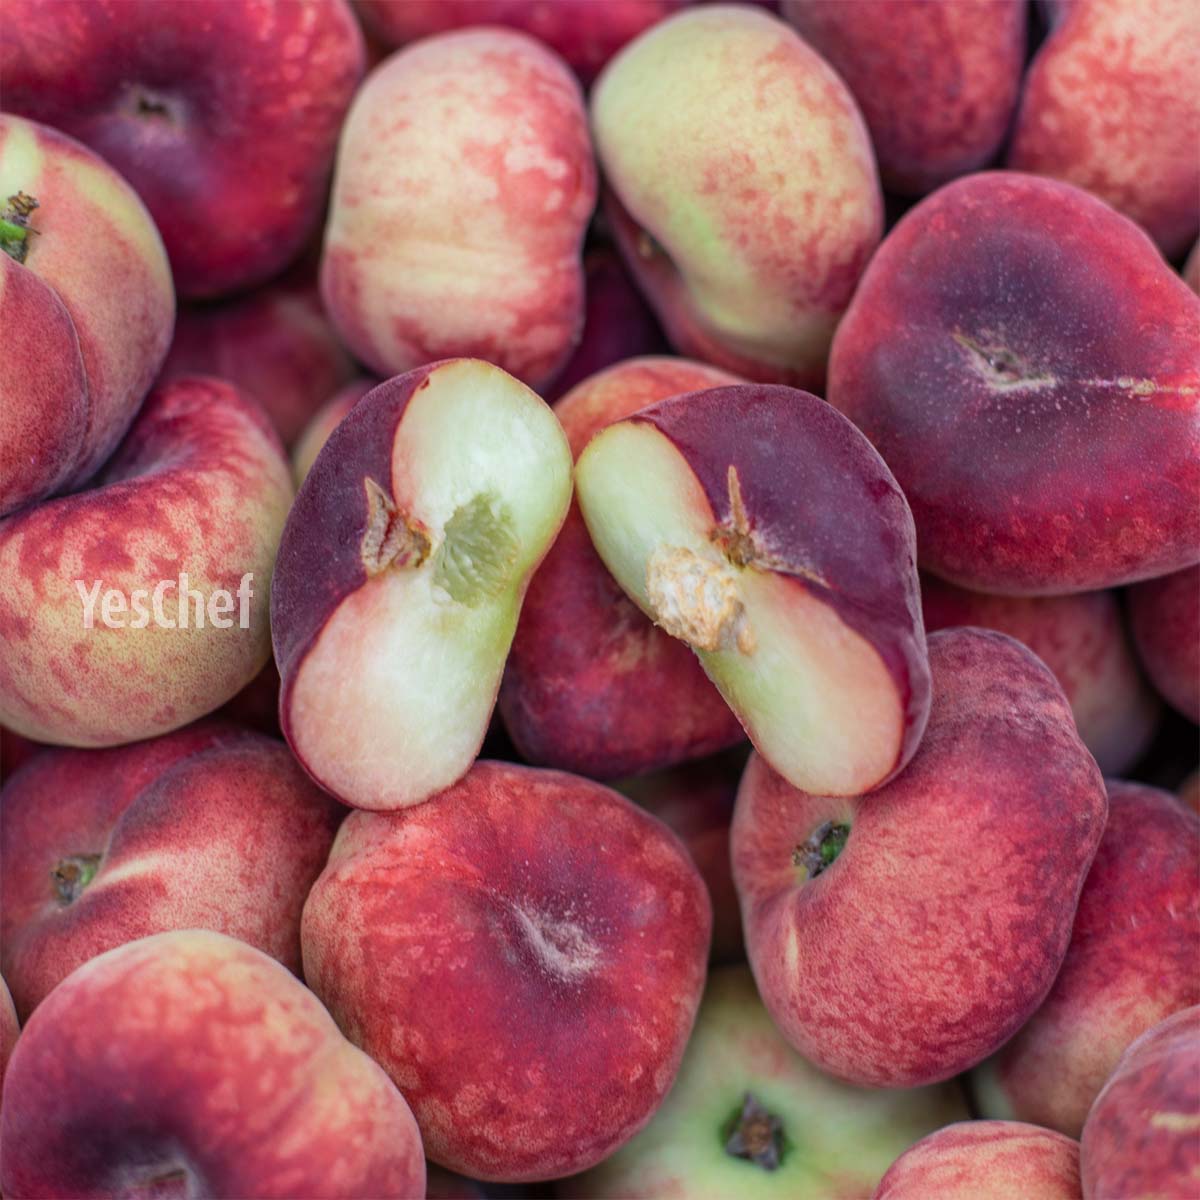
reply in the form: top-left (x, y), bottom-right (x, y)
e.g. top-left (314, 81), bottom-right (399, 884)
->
top-left (782, 0), bottom-right (1026, 195)
top-left (1081, 1005), bottom-right (1200, 1199)
top-left (356, 0), bottom-right (684, 82)
top-left (1009, 0), bottom-right (1200, 258)
top-left (921, 576), bottom-right (1159, 773)
top-left (0, 931), bottom-right (425, 1198)
top-left (571, 966), bottom-right (969, 1199)
top-left (0, 722), bottom-right (344, 1020)
top-left (591, 5), bottom-right (882, 389)
top-left (1128, 565), bottom-right (1200, 724)
top-left (0, 377), bottom-right (294, 747)
top-left (1, 0), bottom-right (365, 297)
top-left (499, 357), bottom-right (745, 780)
top-left (0, 115), bottom-right (173, 519)
top-left (733, 628), bottom-right (1109, 1088)
top-left (974, 780), bottom-right (1200, 1136)
top-left (301, 760), bottom-right (711, 1182)
top-left (828, 172), bottom-right (1200, 594)
top-left (321, 29), bottom-right (595, 392)
top-left (873, 1121), bottom-right (1081, 1200)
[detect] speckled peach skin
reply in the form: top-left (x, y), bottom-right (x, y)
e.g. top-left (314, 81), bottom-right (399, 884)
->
top-left (320, 28), bottom-right (595, 392)
top-left (0, 376), bottom-right (294, 747)
top-left (356, 0), bottom-right (684, 82)
top-left (1009, 0), bottom-right (1200, 258)
top-left (159, 280), bottom-right (359, 447)
top-left (873, 1122), bottom-right (1082, 1200)
top-left (974, 781), bottom-right (1200, 1137)
top-left (591, 5), bottom-right (882, 389)
top-left (828, 172), bottom-right (1200, 595)
top-left (782, 0), bottom-right (1026, 195)
top-left (499, 358), bottom-right (744, 779)
top-left (301, 760), bottom-right (711, 1182)
top-left (0, 722), bottom-right (344, 1020)
top-left (0, 975), bottom-right (17, 1099)
top-left (291, 378), bottom-right (377, 487)
top-left (0, 931), bottom-right (426, 1199)
top-left (1, 0), bottom-right (365, 297)
top-left (0, 115), bottom-right (173, 518)
top-left (921, 576), bottom-right (1159, 773)
top-left (733, 629), bottom-right (1108, 1088)
top-left (1081, 1005), bottom-right (1200, 1200)
top-left (1128, 565), bottom-right (1200, 724)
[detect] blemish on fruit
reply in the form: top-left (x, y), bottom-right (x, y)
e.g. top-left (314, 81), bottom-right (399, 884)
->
top-left (952, 331), bottom-right (1055, 391)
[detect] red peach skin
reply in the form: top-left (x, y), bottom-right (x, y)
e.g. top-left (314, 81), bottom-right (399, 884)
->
top-left (974, 780), bottom-right (1200, 1136)
top-left (1009, 0), bottom-right (1200, 258)
top-left (0, 931), bottom-right (425, 1198)
top-left (301, 761), bottom-right (711, 1182)
top-left (782, 0), bottom-right (1026, 195)
top-left (291, 379), bottom-right (377, 488)
top-left (499, 357), bottom-right (745, 779)
top-left (356, 0), bottom-right (685, 82)
top-left (1127, 565), bottom-right (1200, 723)
top-left (921, 576), bottom-right (1159, 773)
top-left (733, 629), bottom-right (1108, 1088)
top-left (828, 172), bottom-right (1200, 594)
top-left (0, 975), bottom-right (17, 1098)
top-left (320, 29), bottom-right (595, 392)
top-left (873, 1121), bottom-right (1082, 1200)
top-left (0, 0), bottom-right (365, 297)
top-left (1080, 1005), bottom-right (1200, 1200)
top-left (0, 377), bottom-right (293, 747)
top-left (0, 722), bottom-right (344, 1020)
top-left (0, 115), bottom-right (173, 518)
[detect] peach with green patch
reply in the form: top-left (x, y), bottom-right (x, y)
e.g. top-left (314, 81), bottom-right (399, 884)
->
top-left (1081, 1005), bottom-right (1200, 1199)
top-left (591, 5), bottom-right (882, 389)
top-left (873, 1122), bottom-right (1081, 1200)
top-left (321, 28), bottom-right (595, 392)
top-left (272, 360), bottom-right (573, 811)
top-left (0, 376), bottom-right (292, 747)
top-left (973, 780), bottom-right (1199, 1137)
top-left (570, 965), bottom-right (970, 1200)
top-left (499, 357), bottom-right (744, 780)
top-left (0, 930), bottom-right (425, 1198)
top-left (828, 171), bottom-right (1200, 595)
top-left (0, 721), bottom-right (344, 1020)
top-left (0, 114), bottom-right (173, 519)
top-left (1009, 0), bottom-right (1200, 258)
top-left (301, 760), bottom-right (711, 1182)
top-left (733, 629), bottom-right (1108, 1088)
top-left (574, 382), bottom-right (929, 797)
top-left (921, 575), bottom-right (1159, 774)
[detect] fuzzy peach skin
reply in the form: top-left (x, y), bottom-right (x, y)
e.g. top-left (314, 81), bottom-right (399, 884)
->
top-left (499, 357), bottom-right (744, 779)
top-left (0, 930), bottom-right (425, 1198)
top-left (873, 1121), bottom-right (1082, 1200)
top-left (568, 965), bottom-right (969, 1200)
top-left (356, 0), bottom-right (685, 82)
top-left (1081, 1005), bottom-right (1200, 1199)
top-left (159, 279), bottom-right (359, 447)
top-left (1186, 240), bottom-right (1200, 292)
top-left (974, 780), bottom-right (1200, 1137)
top-left (301, 760), bottom-right (711, 1182)
top-left (0, 376), bottom-right (293, 747)
top-left (782, 0), bottom-right (1026, 195)
top-left (1, 0), bottom-right (365, 297)
top-left (590, 5), bottom-right (882, 389)
top-left (0, 115), bottom-right (173, 519)
top-left (321, 29), bottom-right (595, 392)
top-left (922, 576), bottom-right (1159, 774)
top-left (0, 722), bottom-right (344, 1020)
top-left (733, 628), bottom-right (1109, 1088)
top-left (828, 172), bottom-right (1200, 595)
top-left (0, 975), bottom-right (17, 1100)
top-left (1008, 0), bottom-right (1200, 258)
top-left (1128, 565), bottom-right (1200, 724)
top-left (291, 378), bottom-right (377, 487)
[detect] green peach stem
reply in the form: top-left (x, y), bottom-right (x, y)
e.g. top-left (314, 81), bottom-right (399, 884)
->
top-left (793, 820), bottom-right (850, 881)
top-left (723, 1091), bottom-right (784, 1171)
top-left (53, 853), bottom-right (102, 905)
top-left (0, 217), bottom-right (30, 261)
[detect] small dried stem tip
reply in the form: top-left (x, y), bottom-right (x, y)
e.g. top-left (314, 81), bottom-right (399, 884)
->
top-left (793, 821), bottom-right (850, 881)
top-left (53, 853), bottom-right (101, 905)
top-left (724, 1091), bottom-right (784, 1171)
top-left (1, 191), bottom-right (40, 263)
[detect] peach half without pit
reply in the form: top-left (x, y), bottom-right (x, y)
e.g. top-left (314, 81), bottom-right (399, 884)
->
top-left (272, 359), bottom-right (573, 811)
